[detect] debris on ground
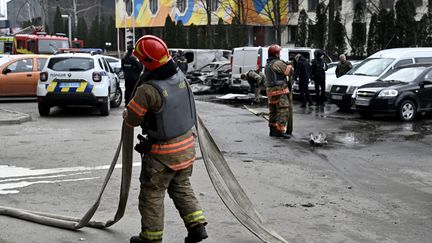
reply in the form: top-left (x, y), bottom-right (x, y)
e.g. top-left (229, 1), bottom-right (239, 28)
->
top-left (309, 132), bottom-right (328, 146)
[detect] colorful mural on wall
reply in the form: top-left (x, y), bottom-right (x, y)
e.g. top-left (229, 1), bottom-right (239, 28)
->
top-left (115, 0), bottom-right (288, 28)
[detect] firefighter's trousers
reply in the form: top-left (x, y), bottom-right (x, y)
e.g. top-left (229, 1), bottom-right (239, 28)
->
top-left (138, 155), bottom-right (206, 242)
top-left (268, 93), bottom-right (290, 133)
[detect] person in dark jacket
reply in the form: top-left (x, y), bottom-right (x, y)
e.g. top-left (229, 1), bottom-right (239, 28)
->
top-left (294, 54), bottom-right (313, 108)
top-left (311, 50), bottom-right (328, 106)
top-left (122, 46), bottom-right (144, 106)
top-left (335, 54), bottom-right (353, 78)
top-left (174, 50), bottom-right (189, 74)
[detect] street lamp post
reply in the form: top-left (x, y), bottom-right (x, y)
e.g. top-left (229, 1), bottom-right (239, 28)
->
top-left (61, 14), bottom-right (72, 47)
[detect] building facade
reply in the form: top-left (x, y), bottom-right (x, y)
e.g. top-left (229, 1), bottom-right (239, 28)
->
top-left (117, 0), bottom-right (429, 53)
top-left (283, 0), bottom-right (428, 53)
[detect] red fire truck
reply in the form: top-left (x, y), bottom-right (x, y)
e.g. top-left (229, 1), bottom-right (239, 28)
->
top-left (13, 32), bottom-right (71, 54)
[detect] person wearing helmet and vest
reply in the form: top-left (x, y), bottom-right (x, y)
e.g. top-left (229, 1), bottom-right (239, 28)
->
top-left (265, 44), bottom-right (294, 138)
top-left (123, 35), bottom-right (208, 243)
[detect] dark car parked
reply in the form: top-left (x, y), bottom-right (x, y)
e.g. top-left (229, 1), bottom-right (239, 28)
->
top-left (354, 64), bottom-right (432, 121)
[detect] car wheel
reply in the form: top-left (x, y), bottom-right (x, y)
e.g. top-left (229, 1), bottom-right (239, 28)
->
top-left (359, 111), bottom-right (373, 119)
top-left (38, 103), bottom-right (50, 116)
top-left (111, 86), bottom-right (123, 108)
top-left (99, 96), bottom-right (110, 116)
top-left (397, 100), bottom-right (416, 122)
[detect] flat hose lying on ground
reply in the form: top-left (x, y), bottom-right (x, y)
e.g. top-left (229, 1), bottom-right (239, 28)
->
top-left (196, 116), bottom-right (288, 243)
top-left (0, 122), bottom-right (134, 229)
top-left (0, 117), bottom-right (288, 242)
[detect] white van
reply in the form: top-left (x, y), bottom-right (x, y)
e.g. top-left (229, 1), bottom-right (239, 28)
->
top-left (230, 47), bottom-right (331, 92)
top-left (169, 49), bottom-right (231, 73)
top-left (328, 48), bottom-right (432, 110)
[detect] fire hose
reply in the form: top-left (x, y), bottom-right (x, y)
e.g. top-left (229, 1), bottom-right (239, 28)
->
top-left (0, 117), bottom-right (288, 243)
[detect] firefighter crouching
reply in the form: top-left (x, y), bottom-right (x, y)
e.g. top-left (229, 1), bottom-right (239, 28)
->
top-left (265, 44), bottom-right (294, 139)
top-left (123, 35), bottom-right (208, 243)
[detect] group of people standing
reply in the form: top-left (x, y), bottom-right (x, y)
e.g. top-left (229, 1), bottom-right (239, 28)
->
top-left (296, 50), bottom-right (327, 107)
top-left (296, 52), bottom-right (353, 107)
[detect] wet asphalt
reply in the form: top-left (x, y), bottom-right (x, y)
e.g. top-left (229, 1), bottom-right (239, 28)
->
top-left (0, 94), bottom-right (431, 243)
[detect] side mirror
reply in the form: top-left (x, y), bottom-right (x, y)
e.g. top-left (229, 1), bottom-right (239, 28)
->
top-left (2, 68), bottom-right (11, 75)
top-left (421, 80), bottom-right (432, 85)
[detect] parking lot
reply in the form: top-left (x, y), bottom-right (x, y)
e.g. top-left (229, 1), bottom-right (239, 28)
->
top-left (1, 96), bottom-right (432, 242)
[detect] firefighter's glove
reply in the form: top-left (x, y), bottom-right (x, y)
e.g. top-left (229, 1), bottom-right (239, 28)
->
top-left (134, 134), bottom-right (152, 154)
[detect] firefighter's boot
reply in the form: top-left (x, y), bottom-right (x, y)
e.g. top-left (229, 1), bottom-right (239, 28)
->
top-left (130, 235), bottom-right (161, 243)
top-left (269, 126), bottom-right (290, 139)
top-left (184, 224), bottom-right (208, 243)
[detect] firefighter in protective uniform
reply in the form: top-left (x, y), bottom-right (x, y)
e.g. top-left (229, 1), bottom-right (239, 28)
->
top-left (123, 35), bottom-right (208, 243)
top-left (265, 45), bottom-right (294, 138)
top-left (240, 69), bottom-right (266, 103)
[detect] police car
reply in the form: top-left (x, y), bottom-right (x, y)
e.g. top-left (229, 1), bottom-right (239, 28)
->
top-left (37, 51), bottom-right (122, 116)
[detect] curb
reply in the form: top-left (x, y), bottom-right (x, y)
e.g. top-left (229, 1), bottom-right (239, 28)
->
top-left (0, 108), bottom-right (32, 125)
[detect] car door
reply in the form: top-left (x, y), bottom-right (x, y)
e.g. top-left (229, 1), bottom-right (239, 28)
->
top-left (418, 69), bottom-right (432, 110)
top-left (0, 58), bottom-right (35, 96)
top-left (102, 57), bottom-right (116, 96)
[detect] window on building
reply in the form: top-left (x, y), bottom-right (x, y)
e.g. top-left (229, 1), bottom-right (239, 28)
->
top-left (353, 0), bottom-right (366, 8)
top-left (210, 0), bottom-right (219, 11)
top-left (308, 0), bottom-right (318, 12)
top-left (289, 0), bottom-right (299, 12)
top-left (380, 0), bottom-right (394, 9)
top-left (177, 0), bottom-right (186, 13)
top-left (287, 25), bottom-right (297, 43)
top-left (150, 0), bottom-right (159, 15)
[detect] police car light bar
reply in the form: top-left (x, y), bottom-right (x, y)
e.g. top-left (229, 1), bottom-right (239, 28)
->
top-left (55, 48), bottom-right (103, 55)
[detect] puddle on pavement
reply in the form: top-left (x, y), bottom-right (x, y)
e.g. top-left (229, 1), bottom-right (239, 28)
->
top-left (0, 163), bottom-right (141, 195)
top-left (330, 121), bottom-right (432, 146)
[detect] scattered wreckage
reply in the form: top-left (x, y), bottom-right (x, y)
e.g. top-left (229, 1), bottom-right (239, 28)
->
top-left (188, 61), bottom-right (231, 94)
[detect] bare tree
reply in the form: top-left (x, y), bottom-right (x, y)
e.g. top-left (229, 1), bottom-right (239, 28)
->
top-left (219, 0), bottom-right (249, 24)
top-left (196, 0), bottom-right (214, 48)
top-left (58, 0), bottom-right (101, 27)
top-left (251, 0), bottom-right (289, 45)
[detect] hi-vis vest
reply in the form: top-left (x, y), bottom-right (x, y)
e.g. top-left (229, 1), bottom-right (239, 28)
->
top-left (144, 72), bottom-right (196, 141)
top-left (265, 59), bottom-right (288, 88)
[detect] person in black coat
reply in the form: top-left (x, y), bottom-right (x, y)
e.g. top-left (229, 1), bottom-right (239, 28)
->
top-left (294, 54), bottom-right (313, 108)
top-left (174, 50), bottom-right (189, 74)
top-left (310, 50), bottom-right (328, 106)
top-left (122, 46), bottom-right (144, 106)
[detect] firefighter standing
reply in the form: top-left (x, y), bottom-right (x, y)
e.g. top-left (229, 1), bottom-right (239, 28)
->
top-left (265, 45), bottom-right (293, 139)
top-left (122, 46), bottom-right (144, 106)
top-left (123, 35), bottom-right (208, 243)
top-left (240, 69), bottom-right (266, 103)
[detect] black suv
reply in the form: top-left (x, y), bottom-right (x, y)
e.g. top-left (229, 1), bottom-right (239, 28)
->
top-left (354, 64), bottom-right (432, 121)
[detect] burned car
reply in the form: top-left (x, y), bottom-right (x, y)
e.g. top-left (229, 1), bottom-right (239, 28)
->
top-left (189, 61), bottom-right (231, 94)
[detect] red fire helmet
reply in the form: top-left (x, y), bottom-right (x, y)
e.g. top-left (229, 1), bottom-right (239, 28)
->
top-left (133, 35), bottom-right (172, 70)
top-left (268, 44), bottom-right (282, 57)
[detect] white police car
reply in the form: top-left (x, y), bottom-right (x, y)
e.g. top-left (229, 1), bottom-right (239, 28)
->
top-left (37, 51), bottom-right (122, 116)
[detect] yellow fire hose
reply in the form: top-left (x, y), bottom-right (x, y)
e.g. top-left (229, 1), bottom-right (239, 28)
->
top-left (0, 117), bottom-right (288, 243)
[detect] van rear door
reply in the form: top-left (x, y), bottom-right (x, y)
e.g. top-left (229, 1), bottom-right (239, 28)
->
top-left (232, 48), bottom-right (258, 76)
